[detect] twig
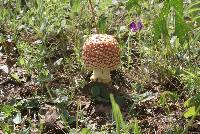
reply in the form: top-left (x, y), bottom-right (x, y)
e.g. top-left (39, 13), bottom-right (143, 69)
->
top-left (88, 0), bottom-right (99, 33)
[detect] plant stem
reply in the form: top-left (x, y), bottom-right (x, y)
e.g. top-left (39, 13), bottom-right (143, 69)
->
top-left (126, 32), bottom-right (131, 69)
top-left (76, 100), bottom-right (80, 134)
top-left (88, 0), bottom-right (99, 33)
top-left (45, 83), bottom-right (53, 102)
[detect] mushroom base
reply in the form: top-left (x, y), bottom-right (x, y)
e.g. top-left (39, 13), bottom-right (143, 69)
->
top-left (90, 69), bottom-right (111, 83)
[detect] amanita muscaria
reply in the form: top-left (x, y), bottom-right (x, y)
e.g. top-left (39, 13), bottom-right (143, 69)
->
top-left (82, 34), bottom-right (121, 83)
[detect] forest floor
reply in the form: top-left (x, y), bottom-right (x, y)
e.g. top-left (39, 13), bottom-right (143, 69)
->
top-left (0, 47), bottom-right (199, 133)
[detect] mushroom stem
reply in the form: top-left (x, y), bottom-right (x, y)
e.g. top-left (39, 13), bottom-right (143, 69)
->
top-left (90, 69), bottom-right (111, 83)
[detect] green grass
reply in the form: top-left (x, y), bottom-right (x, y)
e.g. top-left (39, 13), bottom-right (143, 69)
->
top-left (0, 0), bottom-right (200, 133)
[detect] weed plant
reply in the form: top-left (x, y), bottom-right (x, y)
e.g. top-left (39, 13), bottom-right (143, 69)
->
top-left (0, 0), bottom-right (200, 133)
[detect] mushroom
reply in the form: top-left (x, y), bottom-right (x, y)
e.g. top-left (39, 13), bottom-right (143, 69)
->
top-left (82, 34), bottom-right (120, 83)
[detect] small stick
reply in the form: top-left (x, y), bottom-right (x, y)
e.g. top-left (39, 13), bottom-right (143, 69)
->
top-left (88, 0), bottom-right (99, 33)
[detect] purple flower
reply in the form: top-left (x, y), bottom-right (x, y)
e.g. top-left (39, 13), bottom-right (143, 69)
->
top-left (130, 21), bottom-right (143, 32)
top-left (130, 22), bottom-right (137, 32)
top-left (137, 21), bottom-right (143, 30)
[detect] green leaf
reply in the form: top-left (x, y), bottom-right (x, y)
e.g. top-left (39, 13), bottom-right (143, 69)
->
top-left (166, 91), bottom-right (178, 102)
top-left (133, 118), bottom-right (140, 134)
top-left (18, 57), bottom-right (25, 65)
top-left (153, 0), bottom-right (170, 42)
top-left (0, 35), bottom-right (5, 43)
top-left (11, 73), bottom-right (21, 83)
top-left (110, 94), bottom-right (125, 133)
top-left (189, 1), bottom-right (200, 8)
top-left (90, 85), bottom-right (101, 97)
top-left (70, 0), bottom-right (81, 13)
top-left (0, 123), bottom-right (12, 134)
top-left (188, 1), bottom-right (200, 25)
top-left (159, 93), bottom-right (167, 107)
top-left (159, 91), bottom-right (178, 107)
top-left (89, 85), bottom-right (110, 101)
top-left (0, 105), bottom-right (16, 117)
top-left (184, 98), bottom-right (190, 107)
top-left (98, 0), bottom-right (112, 12)
top-left (115, 95), bottom-right (125, 107)
top-left (126, 0), bottom-right (140, 11)
top-left (81, 128), bottom-right (91, 134)
top-left (183, 94), bottom-right (200, 108)
top-left (184, 106), bottom-right (196, 118)
top-left (97, 15), bottom-right (107, 33)
top-left (170, 0), bottom-right (191, 44)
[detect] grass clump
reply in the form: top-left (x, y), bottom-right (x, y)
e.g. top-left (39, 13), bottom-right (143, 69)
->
top-left (0, 0), bottom-right (200, 133)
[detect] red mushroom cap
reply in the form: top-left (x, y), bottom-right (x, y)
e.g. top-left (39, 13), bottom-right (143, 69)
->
top-left (82, 34), bottom-right (120, 70)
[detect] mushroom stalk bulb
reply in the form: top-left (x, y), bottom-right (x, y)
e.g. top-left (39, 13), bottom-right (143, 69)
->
top-left (82, 34), bottom-right (121, 83)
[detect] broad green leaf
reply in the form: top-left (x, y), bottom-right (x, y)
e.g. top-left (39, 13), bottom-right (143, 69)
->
top-left (81, 128), bottom-right (91, 134)
top-left (115, 95), bottom-right (125, 107)
top-left (184, 106), bottom-right (196, 118)
top-left (153, 0), bottom-right (170, 42)
top-left (184, 94), bottom-right (200, 108)
top-left (153, 18), bottom-right (169, 42)
top-left (0, 105), bottom-right (16, 117)
top-left (170, 0), bottom-right (191, 44)
top-left (99, 86), bottom-right (110, 99)
top-left (90, 85), bottom-right (100, 97)
top-left (91, 84), bottom-right (110, 102)
top-left (11, 73), bottom-right (21, 83)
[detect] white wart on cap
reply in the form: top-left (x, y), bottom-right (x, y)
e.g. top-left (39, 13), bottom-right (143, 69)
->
top-left (82, 34), bottom-right (120, 83)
